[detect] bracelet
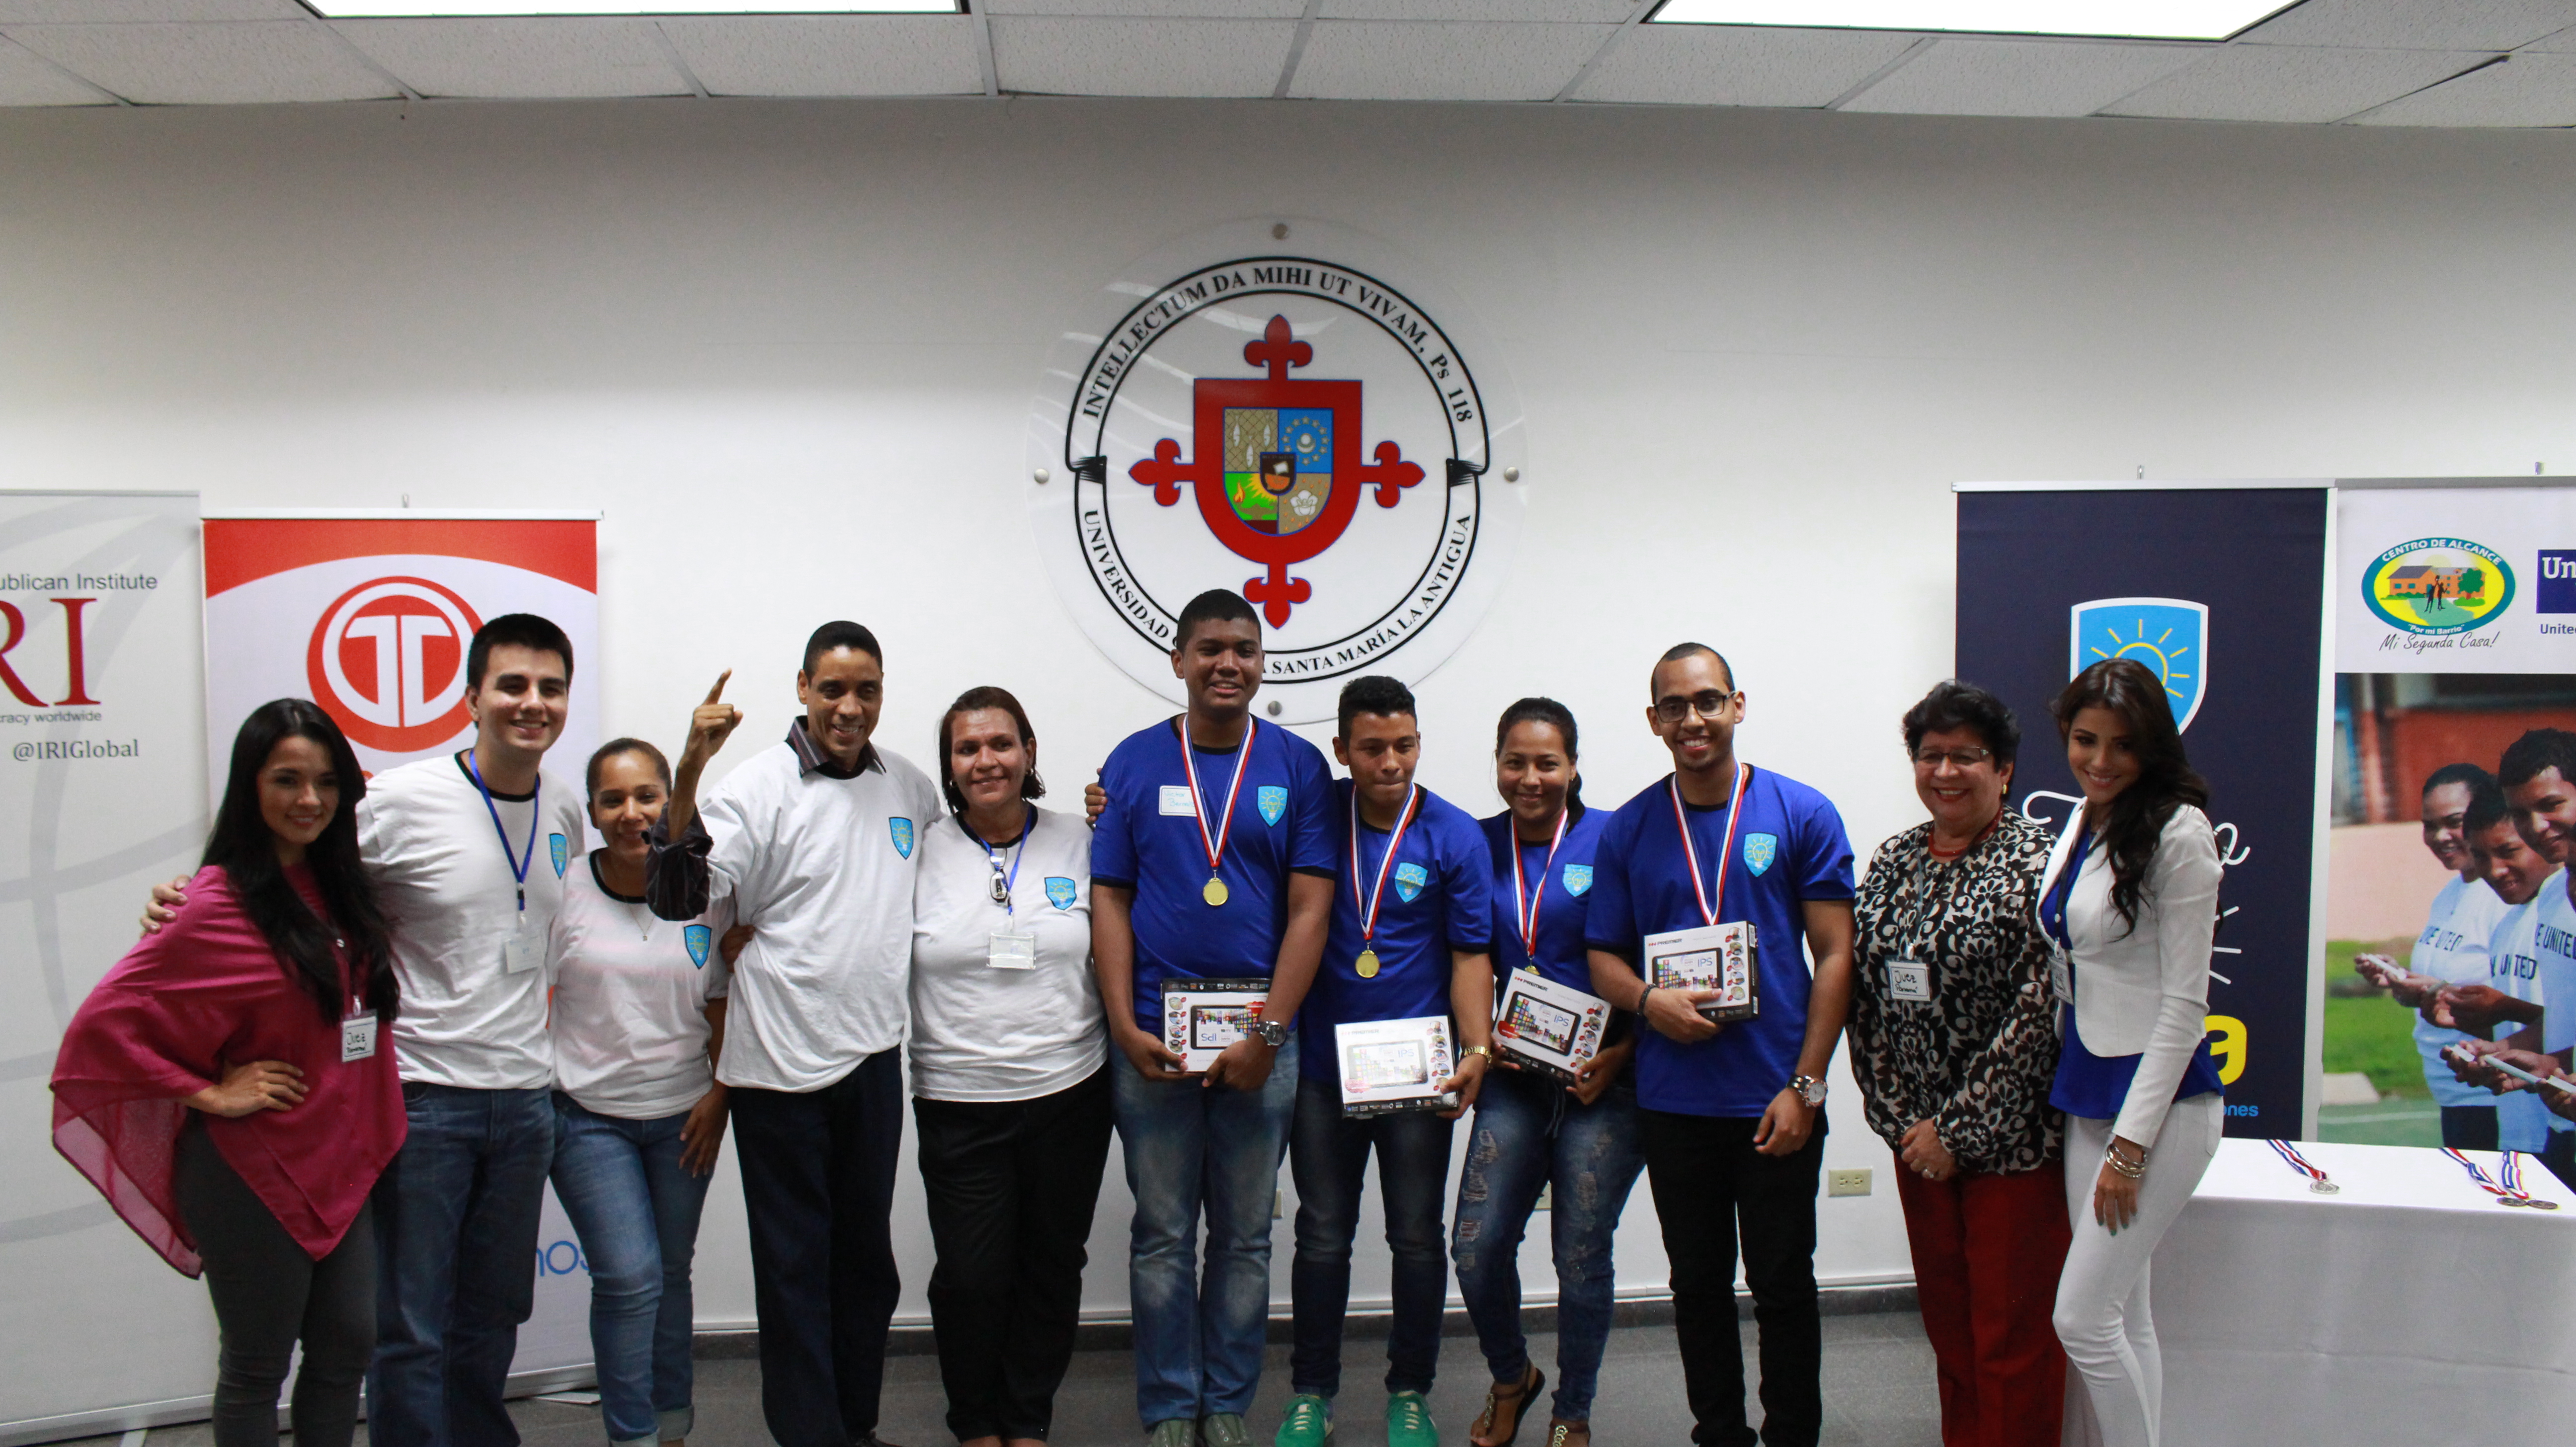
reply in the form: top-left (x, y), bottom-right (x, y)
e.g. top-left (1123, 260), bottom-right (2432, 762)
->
top-left (1460, 1045), bottom-right (1493, 1061)
top-left (2104, 1143), bottom-right (2148, 1179)
top-left (1638, 985), bottom-right (1658, 1015)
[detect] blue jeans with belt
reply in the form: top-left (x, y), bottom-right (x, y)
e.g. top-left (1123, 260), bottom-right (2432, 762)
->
top-left (551, 1095), bottom-right (713, 1447)
top-left (1111, 1037), bottom-right (1299, 1429)
top-left (1450, 1067), bottom-right (1643, 1422)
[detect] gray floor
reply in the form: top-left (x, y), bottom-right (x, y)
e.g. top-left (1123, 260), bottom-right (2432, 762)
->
top-left (72, 1313), bottom-right (1940, 1447)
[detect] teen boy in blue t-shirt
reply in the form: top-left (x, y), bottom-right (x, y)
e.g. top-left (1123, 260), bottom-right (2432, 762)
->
top-left (1585, 643), bottom-right (1856, 1447)
top-left (1091, 589), bottom-right (1338, 1447)
top-left (1274, 676), bottom-right (1495, 1447)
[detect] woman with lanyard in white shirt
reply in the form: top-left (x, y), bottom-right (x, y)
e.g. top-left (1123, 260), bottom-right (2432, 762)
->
top-left (910, 686), bottom-right (1112, 1447)
top-left (2035, 659), bottom-right (2225, 1447)
top-left (549, 737), bottom-right (735, 1447)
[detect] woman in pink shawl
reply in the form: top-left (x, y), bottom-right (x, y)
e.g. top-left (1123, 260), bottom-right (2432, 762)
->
top-left (53, 698), bottom-right (403, 1447)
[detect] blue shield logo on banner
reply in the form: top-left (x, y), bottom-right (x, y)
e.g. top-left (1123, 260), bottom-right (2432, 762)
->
top-left (889, 817), bottom-right (915, 859)
top-left (2070, 597), bottom-right (2209, 732)
top-left (1562, 864), bottom-right (1593, 896)
top-left (1257, 786), bottom-right (1288, 826)
top-left (1046, 876), bottom-right (1078, 910)
top-left (1743, 834), bottom-right (1777, 876)
top-left (683, 924), bottom-right (713, 969)
top-left (1394, 862), bottom-right (1428, 903)
top-left (549, 834), bottom-right (569, 878)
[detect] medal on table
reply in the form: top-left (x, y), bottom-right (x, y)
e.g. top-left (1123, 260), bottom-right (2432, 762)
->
top-left (1179, 718), bottom-right (1259, 909)
top-left (1350, 783), bottom-right (1423, 980)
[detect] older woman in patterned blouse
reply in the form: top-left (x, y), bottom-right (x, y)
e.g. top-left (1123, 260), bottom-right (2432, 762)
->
top-left (1849, 680), bottom-right (2068, 1447)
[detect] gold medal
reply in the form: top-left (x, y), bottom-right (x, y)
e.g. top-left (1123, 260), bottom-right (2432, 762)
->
top-left (1356, 949), bottom-right (1380, 979)
top-left (1204, 876), bottom-right (1229, 908)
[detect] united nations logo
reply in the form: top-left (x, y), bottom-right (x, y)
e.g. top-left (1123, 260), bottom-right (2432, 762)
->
top-left (1030, 221), bottom-right (1526, 724)
top-left (2363, 538), bottom-right (2515, 638)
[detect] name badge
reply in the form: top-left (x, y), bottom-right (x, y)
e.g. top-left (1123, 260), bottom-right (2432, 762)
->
top-left (1159, 785), bottom-right (1196, 816)
top-left (503, 914), bottom-right (539, 974)
top-left (1888, 960), bottom-right (1932, 1003)
top-left (342, 1011), bottom-right (379, 1062)
top-left (989, 929), bottom-right (1038, 970)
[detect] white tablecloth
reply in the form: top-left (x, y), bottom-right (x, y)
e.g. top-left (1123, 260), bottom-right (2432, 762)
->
top-left (2156, 1138), bottom-right (2576, 1446)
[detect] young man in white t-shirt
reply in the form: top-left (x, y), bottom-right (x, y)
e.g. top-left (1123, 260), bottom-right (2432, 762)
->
top-left (2355, 765), bottom-right (2507, 1149)
top-left (151, 613), bottom-right (588, 1447)
top-left (647, 622), bottom-right (941, 1447)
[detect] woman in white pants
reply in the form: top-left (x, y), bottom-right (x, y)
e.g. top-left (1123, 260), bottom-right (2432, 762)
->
top-left (2035, 657), bottom-right (2226, 1447)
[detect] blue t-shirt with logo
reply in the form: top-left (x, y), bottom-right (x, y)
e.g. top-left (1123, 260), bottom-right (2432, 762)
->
top-left (1483, 805), bottom-right (1609, 995)
top-left (1584, 766), bottom-right (1856, 1118)
top-left (1092, 717), bottom-right (1338, 1029)
top-left (1302, 780), bottom-right (1496, 1057)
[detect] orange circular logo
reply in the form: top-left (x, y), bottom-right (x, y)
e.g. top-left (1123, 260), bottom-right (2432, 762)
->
top-left (306, 576), bottom-right (483, 754)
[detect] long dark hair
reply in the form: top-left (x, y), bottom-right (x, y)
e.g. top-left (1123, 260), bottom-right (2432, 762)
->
top-left (936, 686), bottom-right (1046, 817)
top-left (2050, 659), bottom-right (2210, 933)
top-left (204, 700), bottom-right (397, 1026)
top-left (1495, 696), bottom-right (1584, 817)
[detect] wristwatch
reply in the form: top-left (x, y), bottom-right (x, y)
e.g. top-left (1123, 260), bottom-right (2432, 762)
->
top-left (1789, 1074), bottom-right (1827, 1107)
top-left (1461, 1045), bottom-right (1494, 1062)
top-left (1251, 1019), bottom-right (1290, 1048)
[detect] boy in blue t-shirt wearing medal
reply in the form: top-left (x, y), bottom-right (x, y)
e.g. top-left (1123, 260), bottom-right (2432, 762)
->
top-left (1584, 643), bottom-right (1857, 1447)
top-left (1273, 676), bottom-right (1498, 1447)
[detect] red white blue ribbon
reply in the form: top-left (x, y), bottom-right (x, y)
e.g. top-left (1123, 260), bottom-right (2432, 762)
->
top-left (2266, 1138), bottom-right (2337, 1193)
top-left (2441, 1147), bottom-right (2534, 1206)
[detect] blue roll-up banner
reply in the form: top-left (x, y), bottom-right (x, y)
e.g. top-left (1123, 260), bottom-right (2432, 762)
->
top-left (1957, 484), bottom-right (2330, 1140)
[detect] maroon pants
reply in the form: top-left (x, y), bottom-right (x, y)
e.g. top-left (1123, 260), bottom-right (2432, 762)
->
top-left (1893, 1157), bottom-right (2070, 1447)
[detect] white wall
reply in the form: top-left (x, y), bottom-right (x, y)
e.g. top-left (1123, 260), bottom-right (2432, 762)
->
top-left (6, 95), bottom-right (2576, 1344)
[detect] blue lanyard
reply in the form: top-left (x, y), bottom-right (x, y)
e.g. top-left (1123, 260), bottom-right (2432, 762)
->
top-left (2042, 828), bottom-right (2093, 955)
top-left (979, 808), bottom-right (1034, 916)
top-left (466, 751), bottom-right (540, 913)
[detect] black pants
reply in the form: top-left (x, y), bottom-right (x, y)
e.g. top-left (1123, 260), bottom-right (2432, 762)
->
top-left (2544, 1129), bottom-right (2576, 1194)
top-left (913, 1068), bottom-right (1116, 1442)
top-left (2440, 1105), bottom-right (2499, 1151)
top-left (174, 1125), bottom-right (377, 1447)
top-left (1638, 1108), bottom-right (1828, 1447)
top-left (731, 1048), bottom-right (906, 1447)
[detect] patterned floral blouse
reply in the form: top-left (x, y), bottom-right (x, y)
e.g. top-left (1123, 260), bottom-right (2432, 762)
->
top-left (1849, 811), bottom-right (2063, 1175)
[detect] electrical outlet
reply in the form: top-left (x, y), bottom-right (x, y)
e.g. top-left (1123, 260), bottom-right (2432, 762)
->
top-left (1826, 1168), bottom-right (1872, 1198)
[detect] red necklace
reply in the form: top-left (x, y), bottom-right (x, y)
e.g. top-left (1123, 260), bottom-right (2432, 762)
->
top-left (1926, 811), bottom-right (2001, 861)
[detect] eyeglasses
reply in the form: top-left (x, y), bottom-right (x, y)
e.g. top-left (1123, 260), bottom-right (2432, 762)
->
top-left (1653, 690), bottom-right (1737, 724)
top-left (1912, 746), bottom-right (1995, 770)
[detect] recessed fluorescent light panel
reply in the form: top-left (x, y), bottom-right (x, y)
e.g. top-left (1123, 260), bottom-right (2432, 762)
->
top-left (312, 1), bottom-right (960, 14)
top-left (1646, 0), bottom-right (2288, 41)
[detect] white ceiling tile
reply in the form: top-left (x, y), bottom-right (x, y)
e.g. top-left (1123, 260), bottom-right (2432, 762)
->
top-left (2104, 42), bottom-right (2490, 120)
top-left (1841, 36), bottom-right (2206, 116)
top-left (1319, 0), bottom-right (1633, 21)
top-left (1288, 18), bottom-right (1611, 98)
top-left (2353, 49), bottom-right (2576, 122)
top-left (985, 0), bottom-right (1304, 15)
top-left (1571, 23), bottom-right (1918, 105)
top-left (2239, 0), bottom-right (2576, 51)
top-left (3, 20), bottom-right (399, 102)
top-left (0, 33), bottom-right (109, 102)
top-left (657, 15), bottom-right (980, 96)
top-left (332, 18), bottom-right (686, 98)
top-left (990, 15), bottom-right (1294, 95)
top-left (0, 0), bottom-right (304, 20)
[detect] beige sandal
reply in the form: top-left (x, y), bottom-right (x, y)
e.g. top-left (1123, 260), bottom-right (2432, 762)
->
top-left (1469, 1365), bottom-right (1546, 1447)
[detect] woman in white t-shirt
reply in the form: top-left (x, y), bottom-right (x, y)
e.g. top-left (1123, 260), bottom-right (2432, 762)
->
top-left (910, 686), bottom-right (1111, 1447)
top-left (549, 738), bottom-right (735, 1447)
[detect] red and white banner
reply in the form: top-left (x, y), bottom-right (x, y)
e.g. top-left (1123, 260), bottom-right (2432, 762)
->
top-left (201, 512), bottom-right (600, 789)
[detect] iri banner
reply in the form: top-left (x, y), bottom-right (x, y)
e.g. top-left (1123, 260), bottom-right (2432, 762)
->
top-left (1957, 484), bottom-right (2330, 1141)
top-left (201, 513), bottom-right (600, 789)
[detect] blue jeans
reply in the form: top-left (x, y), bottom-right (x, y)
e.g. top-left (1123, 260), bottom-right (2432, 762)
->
top-left (1450, 1068), bottom-right (1643, 1422)
top-left (1288, 1075), bottom-right (1454, 1400)
top-left (1112, 1037), bottom-right (1299, 1428)
top-left (367, 1084), bottom-right (556, 1447)
top-left (551, 1096), bottom-right (713, 1447)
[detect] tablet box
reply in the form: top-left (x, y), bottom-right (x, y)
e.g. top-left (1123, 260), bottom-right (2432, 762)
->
top-left (1161, 977), bottom-right (1271, 1073)
top-left (1493, 970), bottom-right (1611, 1084)
top-left (1334, 1015), bottom-right (1458, 1117)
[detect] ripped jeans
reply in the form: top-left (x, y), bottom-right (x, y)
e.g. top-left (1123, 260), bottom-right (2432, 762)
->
top-left (1449, 1067), bottom-right (1644, 1422)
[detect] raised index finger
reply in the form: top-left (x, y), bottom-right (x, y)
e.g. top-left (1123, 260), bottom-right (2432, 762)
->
top-left (705, 669), bottom-right (732, 705)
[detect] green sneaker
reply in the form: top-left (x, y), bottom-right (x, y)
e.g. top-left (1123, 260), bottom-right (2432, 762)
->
top-left (1148, 1418), bottom-right (1201, 1447)
top-left (1385, 1390), bottom-right (1437, 1447)
top-left (1276, 1393), bottom-right (1335, 1447)
top-left (1202, 1414), bottom-right (1253, 1447)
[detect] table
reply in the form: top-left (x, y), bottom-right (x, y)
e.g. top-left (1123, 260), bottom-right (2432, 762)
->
top-left (2150, 1138), bottom-right (2575, 1446)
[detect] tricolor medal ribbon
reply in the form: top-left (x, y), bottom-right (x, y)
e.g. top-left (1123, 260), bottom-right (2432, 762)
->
top-left (1180, 718), bottom-right (1260, 908)
top-left (1669, 762), bottom-right (1752, 929)
top-left (1512, 807), bottom-right (1569, 960)
top-left (1350, 784), bottom-right (1423, 981)
top-left (2266, 1137), bottom-right (2339, 1196)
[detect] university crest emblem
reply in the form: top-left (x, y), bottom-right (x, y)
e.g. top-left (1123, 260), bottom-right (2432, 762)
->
top-left (1046, 876), bottom-right (1079, 910)
top-left (549, 833), bottom-right (568, 878)
top-left (1744, 834), bottom-right (1778, 877)
top-left (683, 924), bottom-right (713, 970)
top-left (1258, 785), bottom-right (1288, 826)
top-left (1030, 221), bottom-right (1526, 724)
top-left (2071, 597), bottom-right (2209, 732)
top-left (1394, 861), bottom-right (1429, 903)
top-left (889, 816), bottom-right (915, 860)
top-left (1561, 864), bottom-right (1593, 896)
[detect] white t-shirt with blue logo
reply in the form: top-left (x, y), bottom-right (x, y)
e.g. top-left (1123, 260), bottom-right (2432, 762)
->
top-left (908, 807), bottom-right (1104, 1103)
top-left (2486, 889), bottom-right (2554, 1151)
top-left (2412, 874), bottom-right (2506, 1109)
top-left (359, 753), bottom-right (589, 1091)
top-left (548, 854), bottom-right (732, 1120)
top-left (2532, 880), bottom-right (2576, 1134)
